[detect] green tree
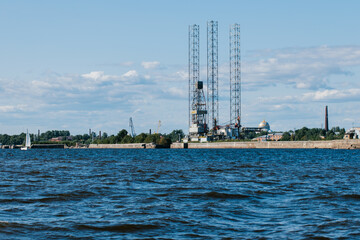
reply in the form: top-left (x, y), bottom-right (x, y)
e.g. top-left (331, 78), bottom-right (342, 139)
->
top-left (281, 132), bottom-right (291, 141)
top-left (134, 133), bottom-right (147, 143)
top-left (166, 129), bottom-right (185, 142)
top-left (121, 135), bottom-right (134, 143)
top-left (144, 134), bottom-right (160, 144)
top-left (109, 135), bottom-right (116, 144)
top-left (159, 136), bottom-right (172, 147)
top-left (116, 129), bottom-right (128, 143)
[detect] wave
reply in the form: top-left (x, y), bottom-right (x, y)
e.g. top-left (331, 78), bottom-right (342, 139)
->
top-left (193, 191), bottom-right (251, 199)
top-left (301, 193), bottom-right (360, 201)
top-left (342, 194), bottom-right (360, 200)
top-left (0, 190), bottom-right (96, 204)
top-left (76, 223), bottom-right (161, 232)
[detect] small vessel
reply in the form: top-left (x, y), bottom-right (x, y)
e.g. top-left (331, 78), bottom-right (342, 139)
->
top-left (21, 129), bottom-right (31, 151)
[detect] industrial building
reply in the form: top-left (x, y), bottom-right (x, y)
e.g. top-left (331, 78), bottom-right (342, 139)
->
top-left (242, 120), bottom-right (271, 133)
top-left (344, 127), bottom-right (360, 139)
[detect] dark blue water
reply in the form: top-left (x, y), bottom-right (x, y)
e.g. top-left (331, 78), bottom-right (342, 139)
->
top-left (0, 149), bottom-right (359, 239)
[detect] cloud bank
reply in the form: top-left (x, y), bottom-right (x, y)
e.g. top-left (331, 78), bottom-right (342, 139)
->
top-left (1, 45), bottom-right (360, 134)
top-left (243, 45), bottom-right (360, 90)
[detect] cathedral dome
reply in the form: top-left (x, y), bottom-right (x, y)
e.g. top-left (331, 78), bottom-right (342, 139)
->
top-left (259, 120), bottom-right (270, 131)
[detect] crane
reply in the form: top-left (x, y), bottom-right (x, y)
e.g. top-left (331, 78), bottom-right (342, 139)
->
top-left (129, 117), bottom-right (136, 137)
top-left (156, 120), bottom-right (161, 134)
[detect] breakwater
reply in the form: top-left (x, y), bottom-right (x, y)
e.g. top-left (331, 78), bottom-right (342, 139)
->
top-left (171, 139), bottom-right (360, 149)
top-left (2, 140), bottom-right (359, 149)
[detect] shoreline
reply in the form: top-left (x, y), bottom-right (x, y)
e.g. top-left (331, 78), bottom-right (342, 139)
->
top-left (171, 139), bottom-right (360, 149)
top-left (2, 140), bottom-right (359, 150)
top-left (88, 140), bottom-right (360, 149)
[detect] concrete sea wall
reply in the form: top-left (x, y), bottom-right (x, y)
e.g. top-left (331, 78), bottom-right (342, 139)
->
top-left (179, 140), bottom-right (360, 149)
top-left (76, 140), bottom-right (360, 149)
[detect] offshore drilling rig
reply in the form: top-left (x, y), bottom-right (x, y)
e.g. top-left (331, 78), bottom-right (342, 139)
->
top-left (188, 24), bottom-right (208, 139)
top-left (188, 21), bottom-right (241, 141)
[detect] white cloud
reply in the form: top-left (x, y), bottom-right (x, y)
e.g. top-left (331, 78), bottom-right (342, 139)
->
top-left (0, 66), bottom-right (191, 134)
top-left (2, 45), bottom-right (360, 134)
top-left (121, 61), bottom-right (134, 67)
top-left (242, 46), bottom-right (360, 90)
top-left (258, 88), bottom-right (360, 104)
top-left (81, 71), bottom-right (113, 81)
top-left (0, 104), bottom-right (28, 113)
top-left (301, 88), bottom-right (360, 102)
top-left (122, 70), bottom-right (138, 78)
top-left (163, 87), bottom-right (187, 98)
top-left (141, 61), bottom-right (160, 69)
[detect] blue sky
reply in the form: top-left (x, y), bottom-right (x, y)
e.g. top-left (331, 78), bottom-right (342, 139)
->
top-left (1, 0), bottom-right (360, 135)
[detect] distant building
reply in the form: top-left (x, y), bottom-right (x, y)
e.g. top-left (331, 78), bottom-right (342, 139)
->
top-left (50, 137), bottom-right (63, 142)
top-left (343, 127), bottom-right (360, 139)
top-left (258, 120), bottom-right (270, 131)
top-left (252, 133), bottom-right (283, 142)
top-left (242, 120), bottom-right (271, 133)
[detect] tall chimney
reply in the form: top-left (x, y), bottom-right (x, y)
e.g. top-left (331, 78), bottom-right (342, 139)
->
top-left (325, 106), bottom-right (329, 131)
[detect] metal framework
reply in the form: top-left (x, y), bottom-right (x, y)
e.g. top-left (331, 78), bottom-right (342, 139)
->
top-left (207, 21), bottom-right (219, 130)
top-left (230, 23), bottom-right (241, 128)
top-left (189, 24), bottom-right (207, 137)
top-left (129, 117), bottom-right (135, 137)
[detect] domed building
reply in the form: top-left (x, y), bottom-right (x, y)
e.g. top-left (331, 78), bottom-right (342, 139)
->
top-left (258, 120), bottom-right (270, 131)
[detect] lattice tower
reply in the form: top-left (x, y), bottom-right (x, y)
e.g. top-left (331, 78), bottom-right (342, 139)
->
top-left (230, 23), bottom-right (241, 127)
top-left (189, 24), bottom-right (207, 136)
top-left (207, 21), bottom-right (219, 130)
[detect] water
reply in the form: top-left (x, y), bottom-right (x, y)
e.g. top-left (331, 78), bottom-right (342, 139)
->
top-left (0, 149), bottom-right (359, 239)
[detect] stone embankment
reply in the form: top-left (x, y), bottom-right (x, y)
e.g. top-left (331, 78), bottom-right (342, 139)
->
top-left (2, 140), bottom-right (359, 150)
top-left (171, 140), bottom-right (360, 149)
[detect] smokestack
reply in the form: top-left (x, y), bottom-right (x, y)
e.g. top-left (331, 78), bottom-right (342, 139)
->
top-left (325, 106), bottom-right (329, 132)
top-left (99, 131), bottom-right (101, 139)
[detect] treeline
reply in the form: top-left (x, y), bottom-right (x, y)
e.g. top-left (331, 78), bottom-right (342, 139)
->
top-left (0, 133), bottom-right (27, 145)
top-left (281, 127), bottom-right (345, 141)
top-left (0, 130), bottom-right (72, 145)
top-left (0, 129), bottom-right (185, 146)
top-left (90, 129), bottom-right (184, 146)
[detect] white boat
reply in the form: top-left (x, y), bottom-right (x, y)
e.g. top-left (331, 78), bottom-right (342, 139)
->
top-left (21, 129), bottom-right (31, 151)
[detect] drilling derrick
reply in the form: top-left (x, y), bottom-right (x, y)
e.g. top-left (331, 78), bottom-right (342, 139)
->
top-left (230, 23), bottom-right (241, 136)
top-left (207, 21), bottom-right (219, 131)
top-left (189, 24), bottom-right (207, 138)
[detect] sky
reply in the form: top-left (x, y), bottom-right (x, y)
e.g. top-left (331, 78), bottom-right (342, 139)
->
top-left (1, 0), bottom-right (360, 135)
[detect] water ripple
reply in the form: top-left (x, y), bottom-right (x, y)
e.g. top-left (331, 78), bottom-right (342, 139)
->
top-left (0, 148), bottom-right (359, 239)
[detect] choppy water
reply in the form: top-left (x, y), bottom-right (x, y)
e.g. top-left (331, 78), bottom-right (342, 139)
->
top-left (0, 149), bottom-right (359, 239)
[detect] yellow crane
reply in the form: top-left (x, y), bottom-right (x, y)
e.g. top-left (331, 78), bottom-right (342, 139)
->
top-left (156, 120), bottom-right (161, 134)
